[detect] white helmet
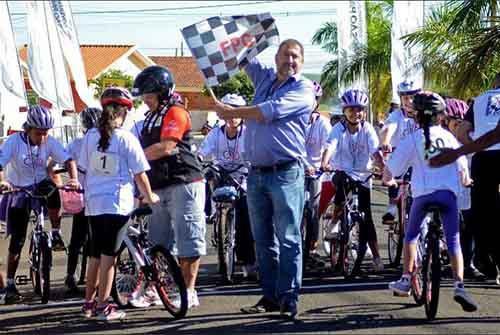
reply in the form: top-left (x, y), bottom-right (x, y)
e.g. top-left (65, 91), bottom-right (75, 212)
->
top-left (397, 80), bottom-right (421, 96)
top-left (221, 93), bottom-right (246, 107)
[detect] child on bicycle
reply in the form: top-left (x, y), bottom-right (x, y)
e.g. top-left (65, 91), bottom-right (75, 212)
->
top-left (61, 107), bottom-right (102, 294)
top-left (0, 105), bottom-right (80, 304)
top-left (304, 82), bottom-right (332, 269)
top-left (199, 93), bottom-right (257, 279)
top-left (385, 91), bottom-right (478, 312)
top-left (79, 87), bottom-right (159, 321)
top-left (320, 89), bottom-right (385, 275)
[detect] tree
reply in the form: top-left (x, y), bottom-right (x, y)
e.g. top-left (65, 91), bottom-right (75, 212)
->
top-left (203, 72), bottom-right (255, 104)
top-left (312, 1), bottom-right (393, 121)
top-left (89, 69), bottom-right (141, 108)
top-left (403, 1), bottom-right (500, 98)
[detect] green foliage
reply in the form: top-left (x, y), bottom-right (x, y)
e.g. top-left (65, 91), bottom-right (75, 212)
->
top-left (203, 72), bottom-right (255, 103)
top-left (89, 69), bottom-right (141, 108)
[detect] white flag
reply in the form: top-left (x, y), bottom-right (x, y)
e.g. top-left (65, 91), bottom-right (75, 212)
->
top-left (26, 1), bottom-right (73, 111)
top-left (337, 1), bottom-right (368, 94)
top-left (0, 2), bottom-right (26, 100)
top-left (50, 1), bottom-right (95, 107)
top-left (391, 1), bottom-right (424, 101)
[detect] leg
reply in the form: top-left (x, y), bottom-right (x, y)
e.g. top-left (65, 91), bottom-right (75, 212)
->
top-left (234, 195), bottom-right (256, 266)
top-left (66, 210), bottom-right (87, 278)
top-left (97, 255), bottom-right (117, 305)
top-left (307, 178), bottom-right (321, 252)
top-left (179, 257), bottom-right (200, 290)
top-left (6, 207), bottom-right (30, 282)
top-left (247, 171), bottom-right (279, 303)
top-left (84, 217), bottom-right (102, 302)
top-left (270, 166), bottom-right (305, 305)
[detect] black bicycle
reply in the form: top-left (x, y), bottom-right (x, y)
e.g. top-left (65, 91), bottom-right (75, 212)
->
top-left (2, 184), bottom-right (82, 304)
top-left (112, 206), bottom-right (188, 319)
top-left (204, 162), bottom-right (246, 284)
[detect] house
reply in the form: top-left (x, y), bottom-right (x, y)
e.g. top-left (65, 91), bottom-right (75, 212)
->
top-left (150, 56), bottom-right (217, 131)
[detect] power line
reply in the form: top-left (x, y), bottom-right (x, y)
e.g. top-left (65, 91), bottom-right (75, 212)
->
top-left (10, 1), bottom-right (283, 16)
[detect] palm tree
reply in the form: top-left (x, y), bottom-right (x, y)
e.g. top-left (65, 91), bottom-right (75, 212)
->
top-left (312, 1), bottom-right (393, 121)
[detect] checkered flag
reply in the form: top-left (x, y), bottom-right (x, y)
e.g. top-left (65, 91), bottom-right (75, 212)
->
top-left (181, 13), bottom-right (279, 87)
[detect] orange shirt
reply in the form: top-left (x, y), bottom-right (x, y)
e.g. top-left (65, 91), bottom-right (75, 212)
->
top-left (160, 106), bottom-right (191, 141)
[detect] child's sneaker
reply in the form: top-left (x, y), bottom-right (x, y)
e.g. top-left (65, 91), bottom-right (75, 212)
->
top-left (144, 286), bottom-right (162, 306)
top-left (389, 275), bottom-right (411, 296)
top-left (81, 300), bottom-right (97, 318)
top-left (453, 282), bottom-right (478, 312)
top-left (188, 289), bottom-right (200, 309)
top-left (96, 303), bottom-right (126, 321)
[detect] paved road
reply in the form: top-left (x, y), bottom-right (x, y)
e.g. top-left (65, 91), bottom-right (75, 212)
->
top-left (1, 183), bottom-right (500, 334)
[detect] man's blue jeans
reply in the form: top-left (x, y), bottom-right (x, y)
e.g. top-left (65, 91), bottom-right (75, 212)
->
top-left (247, 163), bottom-right (304, 305)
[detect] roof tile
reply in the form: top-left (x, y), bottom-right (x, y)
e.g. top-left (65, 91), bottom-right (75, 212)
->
top-left (150, 56), bottom-right (205, 90)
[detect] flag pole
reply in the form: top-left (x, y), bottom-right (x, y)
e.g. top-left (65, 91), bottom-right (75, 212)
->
top-left (207, 86), bottom-right (218, 103)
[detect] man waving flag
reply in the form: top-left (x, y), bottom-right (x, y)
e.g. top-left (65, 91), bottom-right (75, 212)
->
top-left (181, 13), bottom-right (279, 87)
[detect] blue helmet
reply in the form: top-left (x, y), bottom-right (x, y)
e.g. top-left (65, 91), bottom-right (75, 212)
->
top-left (26, 105), bottom-right (54, 129)
top-left (340, 89), bottom-right (369, 109)
top-left (397, 80), bottom-right (421, 96)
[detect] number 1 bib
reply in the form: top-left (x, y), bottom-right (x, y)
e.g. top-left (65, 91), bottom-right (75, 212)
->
top-left (90, 151), bottom-right (119, 176)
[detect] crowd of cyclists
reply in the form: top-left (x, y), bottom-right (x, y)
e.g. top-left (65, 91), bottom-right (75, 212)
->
top-left (0, 59), bottom-right (499, 322)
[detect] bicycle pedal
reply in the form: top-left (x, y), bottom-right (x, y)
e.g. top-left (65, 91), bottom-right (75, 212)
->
top-left (15, 275), bottom-right (30, 286)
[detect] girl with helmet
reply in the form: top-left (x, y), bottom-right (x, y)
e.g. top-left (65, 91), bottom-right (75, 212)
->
top-left (62, 107), bottom-right (102, 294)
top-left (79, 87), bottom-right (159, 321)
top-left (320, 89), bottom-right (385, 275)
top-left (304, 82), bottom-right (332, 269)
top-left (380, 80), bottom-right (422, 225)
top-left (199, 93), bottom-right (257, 279)
top-left (384, 91), bottom-right (478, 312)
top-left (0, 105), bottom-right (80, 304)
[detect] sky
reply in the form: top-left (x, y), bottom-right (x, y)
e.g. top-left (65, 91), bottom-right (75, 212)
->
top-left (7, 1), bottom-right (338, 73)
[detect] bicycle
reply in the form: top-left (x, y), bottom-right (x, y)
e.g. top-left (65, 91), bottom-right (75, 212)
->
top-left (327, 171), bottom-right (375, 278)
top-left (1, 184), bottom-right (82, 304)
top-left (386, 175), bottom-right (412, 268)
top-left (204, 162), bottom-right (246, 284)
top-left (111, 206), bottom-right (188, 319)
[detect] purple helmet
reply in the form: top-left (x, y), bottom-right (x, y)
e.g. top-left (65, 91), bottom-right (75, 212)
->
top-left (26, 105), bottom-right (54, 129)
top-left (445, 98), bottom-right (468, 119)
top-left (313, 81), bottom-right (323, 99)
top-left (341, 89), bottom-right (369, 109)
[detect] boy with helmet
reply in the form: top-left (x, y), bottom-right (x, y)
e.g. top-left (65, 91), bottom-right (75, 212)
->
top-left (79, 87), bottom-right (158, 321)
top-left (132, 65), bottom-right (206, 309)
top-left (380, 80), bottom-right (422, 224)
top-left (0, 105), bottom-right (80, 304)
top-left (199, 93), bottom-right (257, 279)
top-left (63, 107), bottom-right (102, 294)
top-left (304, 82), bottom-right (331, 268)
top-left (384, 91), bottom-right (478, 312)
top-left (321, 89), bottom-right (385, 275)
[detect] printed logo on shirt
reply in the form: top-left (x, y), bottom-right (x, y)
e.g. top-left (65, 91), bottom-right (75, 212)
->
top-left (222, 150), bottom-right (241, 160)
top-left (23, 155), bottom-right (45, 168)
top-left (486, 94), bottom-right (500, 117)
top-left (401, 121), bottom-right (418, 139)
top-left (164, 120), bottom-right (179, 132)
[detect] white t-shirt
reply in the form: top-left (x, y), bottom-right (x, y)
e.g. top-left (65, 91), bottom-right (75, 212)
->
top-left (79, 128), bottom-right (150, 216)
top-left (472, 88), bottom-right (500, 151)
top-left (199, 124), bottom-right (247, 171)
top-left (67, 137), bottom-right (85, 186)
top-left (383, 109), bottom-right (418, 148)
top-left (0, 132), bottom-right (70, 186)
top-left (387, 125), bottom-right (468, 198)
top-left (305, 114), bottom-right (332, 169)
top-left (326, 121), bottom-right (380, 184)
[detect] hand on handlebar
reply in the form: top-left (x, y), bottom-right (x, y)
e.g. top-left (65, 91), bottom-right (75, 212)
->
top-left (380, 144), bottom-right (392, 153)
top-left (381, 167), bottom-right (397, 187)
top-left (64, 178), bottom-right (81, 191)
top-left (143, 192), bottom-right (160, 205)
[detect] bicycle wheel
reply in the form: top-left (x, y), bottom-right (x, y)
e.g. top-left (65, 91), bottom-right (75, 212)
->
top-left (342, 218), bottom-right (360, 278)
top-left (422, 236), bottom-right (441, 320)
top-left (29, 236), bottom-right (41, 295)
top-left (40, 235), bottom-right (52, 304)
top-left (388, 203), bottom-right (404, 267)
top-left (150, 245), bottom-right (188, 319)
top-left (112, 242), bottom-right (143, 307)
top-left (217, 208), bottom-right (235, 283)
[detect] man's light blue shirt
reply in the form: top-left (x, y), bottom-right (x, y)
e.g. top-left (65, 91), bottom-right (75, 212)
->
top-left (244, 58), bottom-right (315, 167)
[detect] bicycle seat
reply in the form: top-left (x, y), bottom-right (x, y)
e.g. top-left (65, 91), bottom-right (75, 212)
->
top-left (212, 186), bottom-right (238, 203)
top-left (131, 206), bottom-right (153, 219)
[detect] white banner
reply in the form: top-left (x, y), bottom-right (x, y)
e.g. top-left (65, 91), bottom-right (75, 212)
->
top-left (26, 1), bottom-right (74, 111)
top-left (337, 1), bottom-right (368, 95)
top-left (0, 2), bottom-right (26, 100)
top-left (50, 0), bottom-right (95, 107)
top-left (391, 1), bottom-right (424, 101)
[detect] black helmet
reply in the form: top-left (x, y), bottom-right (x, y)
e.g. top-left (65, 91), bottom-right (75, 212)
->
top-left (80, 107), bottom-right (102, 129)
top-left (413, 91), bottom-right (446, 115)
top-left (132, 66), bottom-right (175, 102)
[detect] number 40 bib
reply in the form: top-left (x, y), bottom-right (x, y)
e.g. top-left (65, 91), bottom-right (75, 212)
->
top-left (90, 151), bottom-right (119, 176)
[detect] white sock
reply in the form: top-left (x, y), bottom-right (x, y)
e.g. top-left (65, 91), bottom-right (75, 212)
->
top-left (401, 273), bottom-right (411, 281)
top-left (454, 281), bottom-right (464, 289)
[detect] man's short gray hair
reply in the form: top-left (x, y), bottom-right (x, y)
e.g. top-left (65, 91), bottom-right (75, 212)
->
top-left (277, 39), bottom-right (304, 59)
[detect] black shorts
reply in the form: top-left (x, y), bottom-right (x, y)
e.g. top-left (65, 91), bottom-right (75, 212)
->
top-left (88, 214), bottom-right (129, 258)
top-left (7, 179), bottom-right (61, 255)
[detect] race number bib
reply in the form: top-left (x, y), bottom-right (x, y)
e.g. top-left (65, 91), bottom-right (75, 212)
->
top-left (419, 136), bottom-right (446, 161)
top-left (90, 151), bottom-right (119, 176)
